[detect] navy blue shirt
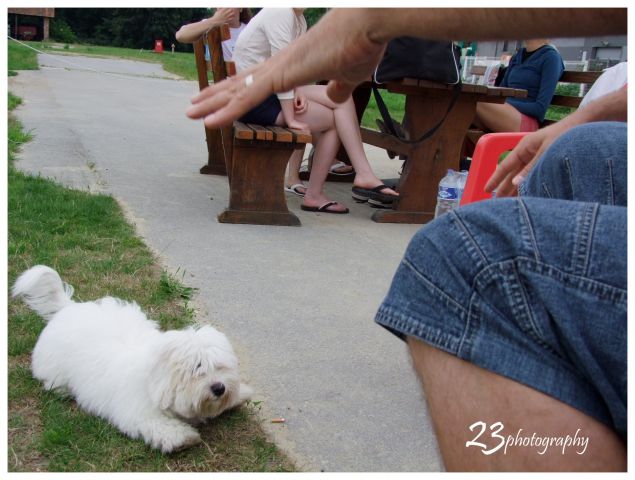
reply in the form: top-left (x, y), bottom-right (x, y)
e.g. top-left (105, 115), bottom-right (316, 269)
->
top-left (501, 45), bottom-right (564, 122)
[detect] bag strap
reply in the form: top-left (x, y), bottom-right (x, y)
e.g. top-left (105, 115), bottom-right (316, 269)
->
top-left (371, 82), bottom-right (462, 145)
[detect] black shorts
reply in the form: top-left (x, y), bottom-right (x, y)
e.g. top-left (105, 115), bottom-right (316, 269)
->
top-left (239, 94), bottom-right (282, 125)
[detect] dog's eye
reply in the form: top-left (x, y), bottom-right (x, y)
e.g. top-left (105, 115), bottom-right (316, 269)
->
top-left (193, 362), bottom-right (202, 373)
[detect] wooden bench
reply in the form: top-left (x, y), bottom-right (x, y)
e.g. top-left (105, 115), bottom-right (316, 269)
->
top-left (193, 24), bottom-right (311, 226)
top-left (542, 70), bottom-right (603, 125)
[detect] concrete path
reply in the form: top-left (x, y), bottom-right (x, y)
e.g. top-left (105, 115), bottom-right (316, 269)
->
top-left (9, 53), bottom-right (443, 472)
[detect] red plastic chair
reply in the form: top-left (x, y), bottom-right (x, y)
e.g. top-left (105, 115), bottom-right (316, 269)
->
top-left (460, 132), bottom-right (531, 206)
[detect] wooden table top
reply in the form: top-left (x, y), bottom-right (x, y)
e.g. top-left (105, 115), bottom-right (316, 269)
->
top-left (364, 78), bottom-right (527, 99)
top-left (396, 78), bottom-right (527, 98)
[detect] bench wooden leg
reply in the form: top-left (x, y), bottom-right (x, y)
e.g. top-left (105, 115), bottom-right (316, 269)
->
top-left (199, 126), bottom-right (231, 176)
top-left (218, 140), bottom-right (301, 226)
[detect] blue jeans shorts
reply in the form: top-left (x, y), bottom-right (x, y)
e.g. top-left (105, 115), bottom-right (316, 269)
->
top-left (375, 122), bottom-right (627, 440)
top-left (239, 94), bottom-right (282, 125)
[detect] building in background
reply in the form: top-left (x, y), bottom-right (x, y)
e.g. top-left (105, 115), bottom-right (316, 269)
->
top-left (8, 8), bottom-right (56, 41)
top-left (475, 36), bottom-right (627, 68)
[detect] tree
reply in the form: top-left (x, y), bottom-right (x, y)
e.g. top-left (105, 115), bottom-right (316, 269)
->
top-left (54, 8), bottom-right (208, 51)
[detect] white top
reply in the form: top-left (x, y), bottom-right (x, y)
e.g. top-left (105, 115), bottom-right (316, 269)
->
top-left (233, 8), bottom-right (307, 100)
top-left (579, 62), bottom-right (628, 108)
top-left (222, 22), bottom-right (247, 61)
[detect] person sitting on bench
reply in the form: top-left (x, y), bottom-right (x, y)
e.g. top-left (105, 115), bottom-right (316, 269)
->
top-left (232, 7), bottom-right (399, 213)
top-left (474, 39), bottom-right (564, 133)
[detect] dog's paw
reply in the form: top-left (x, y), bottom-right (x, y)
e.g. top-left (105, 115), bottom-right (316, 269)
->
top-left (146, 421), bottom-right (201, 453)
top-left (163, 428), bottom-right (202, 453)
top-left (238, 383), bottom-right (254, 403)
top-left (226, 383), bottom-right (254, 410)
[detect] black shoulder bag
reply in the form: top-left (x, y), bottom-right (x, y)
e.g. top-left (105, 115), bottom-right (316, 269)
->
top-left (372, 37), bottom-right (462, 145)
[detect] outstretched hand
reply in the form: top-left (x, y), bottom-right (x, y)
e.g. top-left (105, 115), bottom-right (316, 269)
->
top-left (186, 9), bottom-right (387, 129)
top-left (187, 65), bottom-right (277, 128)
top-left (484, 122), bottom-right (570, 197)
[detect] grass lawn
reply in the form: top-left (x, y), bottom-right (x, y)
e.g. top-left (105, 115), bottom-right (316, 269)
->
top-left (17, 39), bottom-right (199, 80)
top-left (7, 40), bottom-right (294, 473)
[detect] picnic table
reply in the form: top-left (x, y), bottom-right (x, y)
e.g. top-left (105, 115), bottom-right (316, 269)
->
top-left (358, 79), bottom-right (527, 224)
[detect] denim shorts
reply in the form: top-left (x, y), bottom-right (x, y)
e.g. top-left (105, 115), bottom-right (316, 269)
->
top-left (239, 94), bottom-right (282, 125)
top-left (375, 122), bottom-right (627, 440)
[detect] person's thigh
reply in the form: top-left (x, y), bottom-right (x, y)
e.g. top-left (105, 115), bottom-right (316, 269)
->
top-left (375, 197), bottom-right (627, 441)
top-left (296, 84), bottom-right (341, 110)
top-left (294, 99), bottom-right (335, 132)
top-left (520, 122), bottom-right (627, 206)
top-left (475, 102), bottom-right (522, 132)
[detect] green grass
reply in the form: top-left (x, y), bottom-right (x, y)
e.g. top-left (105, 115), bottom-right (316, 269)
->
top-left (361, 90), bottom-right (406, 130)
top-left (8, 41), bottom-right (39, 73)
top-left (18, 40), bottom-right (199, 80)
top-left (7, 49), bottom-right (294, 473)
top-left (544, 83), bottom-right (580, 123)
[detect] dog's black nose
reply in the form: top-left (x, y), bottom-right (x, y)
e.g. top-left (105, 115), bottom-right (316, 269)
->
top-left (211, 382), bottom-right (225, 397)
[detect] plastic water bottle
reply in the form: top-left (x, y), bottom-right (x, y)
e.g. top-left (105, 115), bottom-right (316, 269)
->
top-left (434, 169), bottom-right (460, 218)
top-left (456, 170), bottom-right (469, 204)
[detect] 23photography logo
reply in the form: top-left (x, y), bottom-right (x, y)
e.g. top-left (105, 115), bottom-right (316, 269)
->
top-left (465, 421), bottom-right (589, 455)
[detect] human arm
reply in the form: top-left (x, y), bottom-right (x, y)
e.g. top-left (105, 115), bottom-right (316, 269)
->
top-left (175, 8), bottom-right (237, 44)
top-left (484, 86), bottom-right (627, 197)
top-left (186, 8), bottom-right (626, 128)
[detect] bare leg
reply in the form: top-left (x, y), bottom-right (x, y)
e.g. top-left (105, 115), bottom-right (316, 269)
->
top-left (407, 338), bottom-right (626, 471)
top-left (276, 106), bottom-right (348, 211)
top-left (475, 102), bottom-right (522, 132)
top-left (297, 85), bottom-right (398, 196)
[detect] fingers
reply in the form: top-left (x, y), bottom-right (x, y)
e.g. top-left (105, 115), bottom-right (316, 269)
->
top-left (293, 95), bottom-right (308, 114)
top-left (484, 135), bottom-right (539, 194)
top-left (494, 171), bottom-right (519, 198)
top-left (187, 73), bottom-right (271, 129)
top-left (326, 79), bottom-right (358, 104)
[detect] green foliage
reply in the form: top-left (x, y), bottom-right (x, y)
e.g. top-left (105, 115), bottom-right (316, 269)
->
top-left (54, 8), bottom-right (327, 53)
top-left (9, 92), bottom-right (23, 111)
top-left (55, 8), bottom-right (208, 52)
top-left (50, 17), bottom-right (77, 44)
top-left (304, 8), bottom-right (327, 27)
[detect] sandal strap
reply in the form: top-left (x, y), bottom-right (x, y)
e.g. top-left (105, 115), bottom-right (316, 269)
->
top-left (370, 184), bottom-right (391, 193)
top-left (318, 201), bottom-right (337, 211)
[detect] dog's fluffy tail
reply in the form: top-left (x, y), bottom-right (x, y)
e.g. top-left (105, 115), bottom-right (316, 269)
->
top-left (12, 265), bottom-right (74, 322)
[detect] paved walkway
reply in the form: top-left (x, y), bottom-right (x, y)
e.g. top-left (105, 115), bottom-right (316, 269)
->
top-left (9, 53), bottom-right (443, 472)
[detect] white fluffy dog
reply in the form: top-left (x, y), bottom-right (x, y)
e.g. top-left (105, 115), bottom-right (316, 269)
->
top-left (12, 265), bottom-right (252, 453)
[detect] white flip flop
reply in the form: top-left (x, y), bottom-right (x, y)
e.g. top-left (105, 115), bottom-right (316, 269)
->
top-left (284, 183), bottom-right (307, 197)
top-left (329, 161), bottom-right (355, 176)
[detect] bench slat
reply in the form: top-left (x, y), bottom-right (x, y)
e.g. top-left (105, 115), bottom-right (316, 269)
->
top-left (247, 123), bottom-right (273, 141)
top-left (267, 126), bottom-right (293, 142)
top-left (234, 121), bottom-right (255, 140)
top-left (550, 94), bottom-right (584, 108)
top-left (287, 128), bottom-right (312, 144)
top-left (560, 70), bottom-right (602, 85)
